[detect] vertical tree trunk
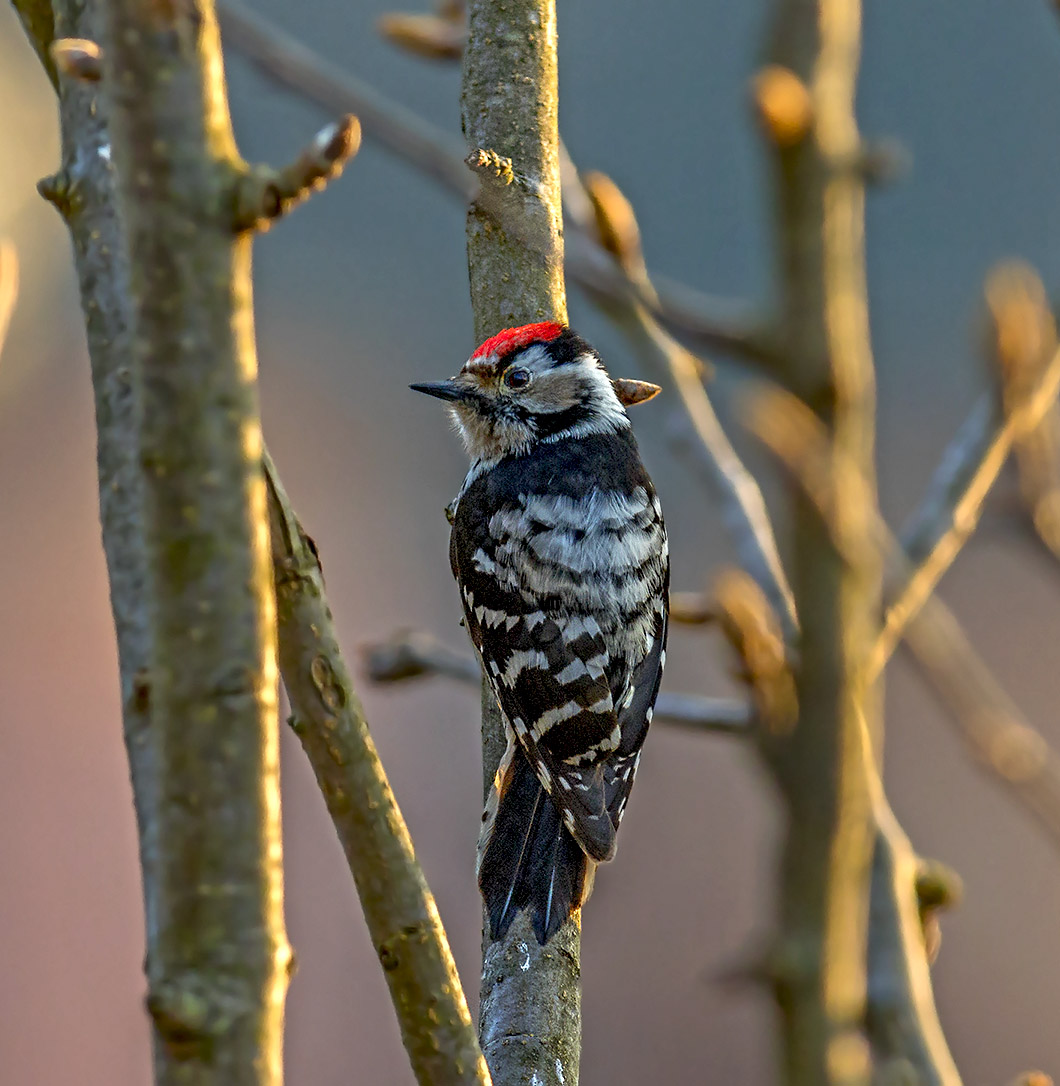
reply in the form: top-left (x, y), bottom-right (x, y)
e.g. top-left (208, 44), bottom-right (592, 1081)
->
top-left (98, 0), bottom-right (291, 1080)
top-left (461, 3), bottom-right (577, 1083)
top-left (758, 3), bottom-right (880, 1083)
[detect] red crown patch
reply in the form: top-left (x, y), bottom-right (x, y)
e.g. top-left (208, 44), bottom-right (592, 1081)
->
top-left (470, 322), bottom-right (565, 361)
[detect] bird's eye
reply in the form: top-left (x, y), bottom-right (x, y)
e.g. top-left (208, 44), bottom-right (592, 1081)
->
top-left (504, 367), bottom-right (531, 390)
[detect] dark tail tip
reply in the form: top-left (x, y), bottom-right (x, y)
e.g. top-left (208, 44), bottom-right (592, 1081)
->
top-left (479, 748), bottom-right (591, 944)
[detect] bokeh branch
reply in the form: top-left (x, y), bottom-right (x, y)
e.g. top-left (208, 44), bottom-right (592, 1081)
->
top-left (755, 3), bottom-right (882, 1081)
top-left (892, 498), bottom-right (1060, 860)
top-left (754, 385), bottom-right (1060, 855)
top-left (861, 753), bottom-right (961, 1082)
top-left (873, 267), bottom-right (1060, 676)
top-left (575, 170), bottom-right (798, 640)
top-left (378, 0), bottom-right (467, 61)
top-left (568, 120), bottom-right (959, 1081)
top-left (460, 1), bottom-right (579, 1083)
top-left (745, 392), bottom-right (963, 1083)
top-left (265, 456), bottom-right (490, 1086)
top-left (899, 579), bottom-right (1060, 848)
top-left (986, 262), bottom-right (1060, 566)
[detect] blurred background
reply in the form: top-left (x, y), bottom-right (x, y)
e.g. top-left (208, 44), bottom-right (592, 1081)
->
top-left (3, 0), bottom-right (1060, 1081)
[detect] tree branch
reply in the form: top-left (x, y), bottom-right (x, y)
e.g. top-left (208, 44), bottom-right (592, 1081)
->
top-left (97, 0), bottom-right (294, 1076)
top-left (873, 295), bottom-right (1060, 676)
top-left (716, 566), bottom-right (959, 1084)
top-left (460, 2), bottom-right (580, 1082)
top-left (361, 628), bottom-right (753, 733)
top-left (14, 5), bottom-right (492, 1081)
top-left (264, 455), bottom-right (490, 1085)
top-left (574, 149), bottom-right (958, 1081)
top-left (575, 169), bottom-right (798, 640)
top-left (753, 384), bottom-right (1060, 856)
top-left (755, 3), bottom-right (881, 1081)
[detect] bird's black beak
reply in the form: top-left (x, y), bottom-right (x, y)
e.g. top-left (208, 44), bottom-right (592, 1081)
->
top-left (409, 379), bottom-right (468, 403)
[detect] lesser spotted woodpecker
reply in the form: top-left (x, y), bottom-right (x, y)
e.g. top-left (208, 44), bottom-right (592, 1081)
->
top-left (411, 322), bottom-right (669, 944)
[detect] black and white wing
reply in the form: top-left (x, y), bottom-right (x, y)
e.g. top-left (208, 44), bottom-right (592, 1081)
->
top-left (451, 434), bottom-right (667, 940)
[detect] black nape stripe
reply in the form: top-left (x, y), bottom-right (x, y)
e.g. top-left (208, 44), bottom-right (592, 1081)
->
top-left (543, 329), bottom-right (594, 368)
top-left (533, 403), bottom-right (589, 439)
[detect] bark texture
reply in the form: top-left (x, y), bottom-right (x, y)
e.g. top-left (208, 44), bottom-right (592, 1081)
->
top-left (98, 1), bottom-right (291, 1080)
top-left (461, 3), bottom-right (578, 1083)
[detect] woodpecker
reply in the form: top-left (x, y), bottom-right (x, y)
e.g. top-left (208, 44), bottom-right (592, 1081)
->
top-left (411, 322), bottom-right (668, 944)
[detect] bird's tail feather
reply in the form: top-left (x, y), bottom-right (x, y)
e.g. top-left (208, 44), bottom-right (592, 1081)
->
top-left (478, 743), bottom-right (592, 944)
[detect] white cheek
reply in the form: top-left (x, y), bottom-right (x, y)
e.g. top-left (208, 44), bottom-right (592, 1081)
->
top-left (447, 405), bottom-right (473, 444)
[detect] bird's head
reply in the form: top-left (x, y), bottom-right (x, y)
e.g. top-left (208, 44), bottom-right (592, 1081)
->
top-left (411, 322), bottom-right (659, 463)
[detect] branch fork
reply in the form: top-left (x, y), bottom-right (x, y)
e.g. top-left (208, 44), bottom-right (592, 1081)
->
top-left (233, 115), bottom-right (361, 231)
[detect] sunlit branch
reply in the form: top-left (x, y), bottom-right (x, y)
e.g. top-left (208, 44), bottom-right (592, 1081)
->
top-left (752, 385), bottom-right (1060, 854)
top-left (265, 456), bottom-right (490, 1086)
top-left (874, 340), bottom-right (1060, 678)
top-left (574, 170), bottom-right (797, 640)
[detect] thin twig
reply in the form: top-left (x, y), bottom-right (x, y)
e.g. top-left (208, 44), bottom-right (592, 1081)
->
top-left (214, 0), bottom-right (771, 366)
top-left (874, 341), bottom-right (1060, 677)
top-left (264, 455), bottom-right (490, 1086)
top-left (234, 116), bottom-right (361, 231)
top-left (361, 629), bottom-right (752, 733)
top-left (218, 0), bottom-right (473, 195)
top-left (576, 170), bottom-right (797, 640)
top-left (752, 385), bottom-right (1060, 853)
